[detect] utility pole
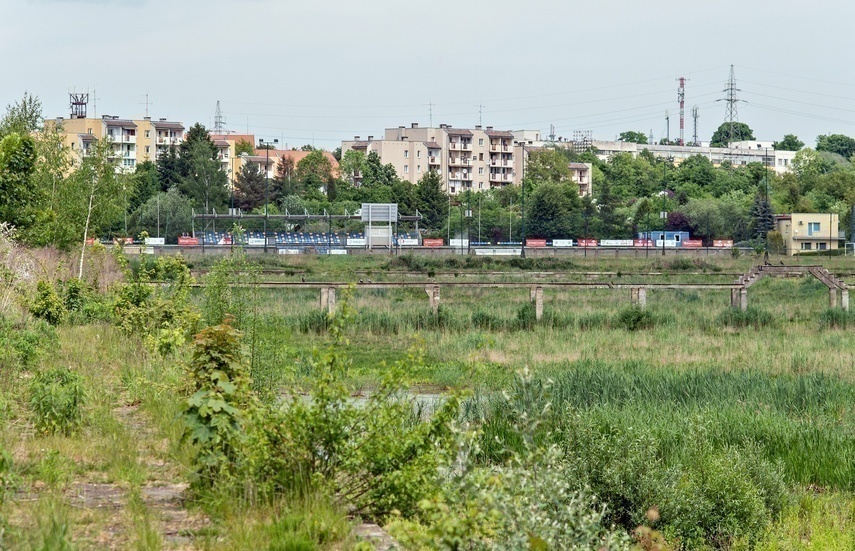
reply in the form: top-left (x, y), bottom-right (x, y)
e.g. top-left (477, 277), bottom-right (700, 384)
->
top-left (677, 77), bottom-right (686, 146)
top-left (719, 65), bottom-right (743, 146)
top-left (259, 138), bottom-right (278, 252)
top-left (662, 159), bottom-right (671, 256)
top-left (214, 101), bottom-right (226, 134)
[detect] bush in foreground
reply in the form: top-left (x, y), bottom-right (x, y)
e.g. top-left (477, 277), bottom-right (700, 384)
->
top-left (29, 367), bottom-right (85, 435)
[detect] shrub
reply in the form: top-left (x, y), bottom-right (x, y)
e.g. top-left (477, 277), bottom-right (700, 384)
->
top-left (577, 311), bottom-right (610, 331)
top-left (718, 306), bottom-right (774, 329)
top-left (392, 371), bottom-right (631, 550)
top-left (818, 308), bottom-right (853, 329)
top-left (471, 310), bottom-right (505, 331)
top-left (614, 306), bottom-right (655, 331)
top-left (515, 302), bottom-right (538, 330)
top-left (260, 298), bottom-right (460, 518)
top-left (113, 254), bottom-right (198, 356)
top-left (658, 443), bottom-right (787, 549)
top-left (29, 367), bottom-right (86, 435)
top-left (182, 320), bottom-right (252, 487)
top-left (0, 316), bottom-right (57, 371)
top-left (30, 281), bottom-right (66, 326)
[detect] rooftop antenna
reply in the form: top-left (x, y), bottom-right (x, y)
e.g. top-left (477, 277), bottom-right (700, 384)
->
top-left (428, 102), bottom-right (433, 127)
top-left (476, 102), bottom-right (484, 126)
top-left (649, 128), bottom-right (654, 144)
top-left (549, 124), bottom-right (556, 142)
top-left (140, 92), bottom-right (153, 118)
top-left (91, 88), bottom-right (101, 118)
top-left (213, 100), bottom-right (226, 133)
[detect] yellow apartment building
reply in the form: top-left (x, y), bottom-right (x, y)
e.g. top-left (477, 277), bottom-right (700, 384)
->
top-left (50, 114), bottom-right (184, 172)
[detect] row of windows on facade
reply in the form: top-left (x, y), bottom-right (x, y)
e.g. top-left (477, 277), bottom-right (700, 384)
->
top-left (400, 165), bottom-right (514, 175)
top-left (103, 129), bottom-right (178, 139)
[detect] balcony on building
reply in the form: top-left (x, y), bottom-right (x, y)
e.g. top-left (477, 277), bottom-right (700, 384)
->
top-left (103, 116), bottom-right (137, 144)
top-left (153, 120), bottom-right (185, 146)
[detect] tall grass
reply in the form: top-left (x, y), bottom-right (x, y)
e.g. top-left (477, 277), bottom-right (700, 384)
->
top-left (466, 362), bottom-right (855, 490)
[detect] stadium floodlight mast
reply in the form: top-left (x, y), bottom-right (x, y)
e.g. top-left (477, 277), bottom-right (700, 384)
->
top-left (518, 142), bottom-right (527, 259)
top-left (259, 138), bottom-right (278, 252)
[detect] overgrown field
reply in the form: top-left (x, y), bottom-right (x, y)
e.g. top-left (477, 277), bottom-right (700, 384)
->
top-left (1, 246), bottom-right (853, 549)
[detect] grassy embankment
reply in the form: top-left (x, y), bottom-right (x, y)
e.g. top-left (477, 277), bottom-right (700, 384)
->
top-left (235, 254), bottom-right (854, 548)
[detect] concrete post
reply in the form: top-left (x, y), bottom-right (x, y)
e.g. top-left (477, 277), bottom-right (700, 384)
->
top-left (320, 287), bottom-right (329, 310)
top-left (842, 289), bottom-right (849, 311)
top-left (425, 285), bottom-right (440, 314)
top-left (830, 288), bottom-right (838, 309)
top-left (630, 287), bottom-right (639, 305)
top-left (731, 288), bottom-right (739, 308)
top-left (327, 287), bottom-right (336, 314)
top-left (740, 288), bottom-right (748, 311)
top-left (530, 286), bottom-right (537, 302)
top-left (637, 287), bottom-right (647, 309)
top-left (535, 286), bottom-right (543, 321)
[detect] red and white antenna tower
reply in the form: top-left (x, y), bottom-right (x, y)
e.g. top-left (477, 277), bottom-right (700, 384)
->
top-left (677, 77), bottom-right (686, 146)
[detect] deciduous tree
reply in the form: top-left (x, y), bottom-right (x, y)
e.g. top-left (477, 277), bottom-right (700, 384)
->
top-left (526, 182), bottom-right (581, 239)
top-left (0, 92), bottom-right (43, 138)
top-left (815, 133), bottom-right (855, 160)
top-left (0, 133), bottom-right (37, 229)
top-left (711, 122), bottom-right (755, 147)
top-left (773, 134), bottom-right (804, 151)
top-left (619, 131), bottom-right (648, 144)
top-left (179, 140), bottom-right (229, 213)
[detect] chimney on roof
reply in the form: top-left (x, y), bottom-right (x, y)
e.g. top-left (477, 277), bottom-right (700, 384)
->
top-left (113, 116), bottom-right (119, 119)
top-left (401, 136), bottom-right (408, 141)
top-left (398, 125), bottom-right (404, 129)
top-left (355, 136), bottom-right (360, 140)
top-left (486, 126), bottom-right (493, 131)
top-left (475, 125), bottom-right (482, 130)
top-left (102, 115), bottom-right (110, 120)
top-left (411, 123), bottom-right (418, 128)
top-left (159, 117), bottom-right (166, 121)
top-left (144, 116), bottom-right (151, 121)
top-left (367, 135), bottom-right (373, 141)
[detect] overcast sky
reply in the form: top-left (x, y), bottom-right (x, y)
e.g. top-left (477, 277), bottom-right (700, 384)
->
top-left (4, 0), bottom-right (855, 150)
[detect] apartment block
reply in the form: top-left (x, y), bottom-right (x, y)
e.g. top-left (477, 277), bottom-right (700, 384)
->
top-left (210, 133), bottom-right (256, 184)
top-left (342, 124), bottom-right (595, 197)
top-left (52, 114), bottom-right (184, 173)
top-left (343, 123), bottom-right (523, 195)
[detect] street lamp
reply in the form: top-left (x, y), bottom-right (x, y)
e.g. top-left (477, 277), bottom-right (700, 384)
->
top-left (258, 138), bottom-right (279, 252)
top-left (661, 157), bottom-right (672, 256)
top-left (465, 199), bottom-right (472, 255)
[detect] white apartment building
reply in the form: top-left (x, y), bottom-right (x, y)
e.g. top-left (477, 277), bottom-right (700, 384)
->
top-left (589, 140), bottom-right (796, 174)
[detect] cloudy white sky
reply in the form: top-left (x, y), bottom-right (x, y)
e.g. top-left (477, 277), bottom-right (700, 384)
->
top-left (3, 0), bottom-right (854, 150)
